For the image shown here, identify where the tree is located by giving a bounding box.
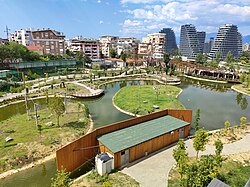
[77,102,82,119]
[215,51,222,64]
[120,51,127,63]
[196,54,203,64]
[193,129,209,160]
[194,108,200,131]
[84,104,90,118]
[240,116,247,125]
[173,139,189,183]
[224,120,231,134]
[110,48,117,58]
[82,56,91,67]
[48,95,65,127]
[225,51,234,64]
[163,53,170,74]
[51,168,72,187]
[214,139,223,165]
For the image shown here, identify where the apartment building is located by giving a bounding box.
[116,37,139,56]
[197,31,206,53]
[0,38,8,45]
[9,28,33,46]
[142,33,165,59]
[243,43,250,52]
[209,24,242,60]
[180,24,204,59]
[159,28,178,53]
[69,36,100,59]
[99,36,119,57]
[204,37,214,54]
[31,29,65,55]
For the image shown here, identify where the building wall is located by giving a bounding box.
[111,124,190,169]
[142,33,165,59]
[9,29,32,46]
[56,109,192,172]
[180,24,201,59]
[159,28,178,53]
[31,29,65,55]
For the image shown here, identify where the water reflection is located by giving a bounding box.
[181,77,232,92]
[236,93,248,110]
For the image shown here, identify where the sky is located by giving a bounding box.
[0,0,250,41]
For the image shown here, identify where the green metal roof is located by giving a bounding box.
[97,115,189,153]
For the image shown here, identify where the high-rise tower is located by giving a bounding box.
[209,24,242,60]
[180,24,202,59]
[197,31,206,53]
[159,28,178,53]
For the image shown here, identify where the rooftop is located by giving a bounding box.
[97,115,189,153]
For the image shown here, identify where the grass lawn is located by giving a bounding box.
[114,85,185,115]
[72,170,139,187]
[0,101,89,173]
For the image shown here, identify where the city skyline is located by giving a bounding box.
[0,0,250,40]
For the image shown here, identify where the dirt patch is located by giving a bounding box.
[208,123,250,145]
[224,151,250,166]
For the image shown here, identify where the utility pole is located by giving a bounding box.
[34,103,39,127]
[64,92,67,114]
[22,72,30,120]
[4,25,10,39]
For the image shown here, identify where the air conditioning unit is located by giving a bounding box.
[95,152,114,175]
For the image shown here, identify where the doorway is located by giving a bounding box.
[121,149,130,166]
[179,128,184,138]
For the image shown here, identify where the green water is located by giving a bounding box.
[0,78,250,187]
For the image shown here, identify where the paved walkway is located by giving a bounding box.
[122,133,250,187]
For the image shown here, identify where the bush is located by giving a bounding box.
[0,80,10,92]
[51,168,72,187]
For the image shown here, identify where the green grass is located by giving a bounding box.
[218,161,250,187]
[168,161,250,187]
[0,101,89,173]
[114,85,185,115]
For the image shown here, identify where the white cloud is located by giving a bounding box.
[99,20,104,24]
[97,0,101,3]
[121,0,158,4]
[124,19,142,27]
[120,0,250,39]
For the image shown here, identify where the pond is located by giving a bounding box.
[0,78,250,187]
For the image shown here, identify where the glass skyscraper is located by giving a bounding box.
[159,28,178,53]
[180,24,204,59]
[209,24,242,60]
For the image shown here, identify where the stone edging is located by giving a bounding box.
[183,74,228,84]
[231,85,250,97]
[112,89,140,117]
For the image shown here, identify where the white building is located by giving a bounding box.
[9,28,33,46]
[243,43,250,52]
[141,33,165,59]
[116,37,139,56]
[99,36,119,57]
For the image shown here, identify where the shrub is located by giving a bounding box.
[51,167,72,187]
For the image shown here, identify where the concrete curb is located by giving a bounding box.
[231,85,250,97]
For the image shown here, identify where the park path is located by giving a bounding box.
[122,133,250,187]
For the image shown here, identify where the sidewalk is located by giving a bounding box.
[122,133,250,187]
